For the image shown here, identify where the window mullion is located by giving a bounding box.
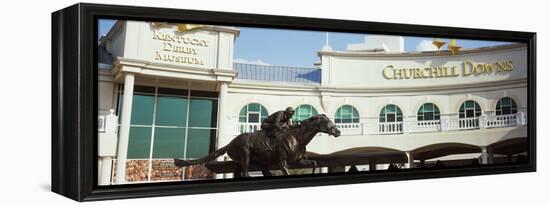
[183,84,191,160]
[146,87,159,182]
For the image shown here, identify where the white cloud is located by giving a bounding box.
[233,58,270,65]
[416,40,438,52]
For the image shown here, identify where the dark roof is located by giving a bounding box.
[234,63,321,84]
[331,147,402,155]
[411,143,481,160]
[488,137,527,155]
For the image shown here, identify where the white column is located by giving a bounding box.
[402,116,409,134]
[405,151,414,169]
[217,82,229,147]
[481,147,489,164]
[481,147,494,164]
[517,112,527,125]
[115,73,135,184]
[99,157,113,185]
[440,115,450,131]
[479,114,488,129]
[215,82,229,179]
[321,167,329,174]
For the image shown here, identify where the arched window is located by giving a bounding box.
[239,103,269,123]
[496,97,518,115]
[417,103,440,121]
[459,100,482,118]
[292,104,318,122]
[379,104,403,122]
[335,105,360,123]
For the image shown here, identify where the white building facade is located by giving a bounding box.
[97,21,528,185]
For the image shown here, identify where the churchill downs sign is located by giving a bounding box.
[382,60,514,80]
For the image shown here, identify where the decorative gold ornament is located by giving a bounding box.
[150,22,166,27]
[177,24,205,32]
[432,38,446,51]
[447,39,462,55]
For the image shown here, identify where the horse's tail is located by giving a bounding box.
[173,146,228,168]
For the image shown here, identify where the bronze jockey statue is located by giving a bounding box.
[261,107,295,138]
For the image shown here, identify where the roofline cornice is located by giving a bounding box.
[317,43,526,58]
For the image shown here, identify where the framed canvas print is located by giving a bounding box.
[52,3,536,201]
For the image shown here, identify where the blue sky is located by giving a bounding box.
[98,19,512,68]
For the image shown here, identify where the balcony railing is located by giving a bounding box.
[235,112,526,136]
[406,120,441,133]
[481,113,526,128]
[441,117,480,131]
[378,122,403,134]
[335,123,363,135]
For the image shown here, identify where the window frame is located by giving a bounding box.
[495,97,518,115]
[292,104,318,123]
[239,103,269,123]
[334,105,360,124]
[379,104,403,123]
[417,103,441,121]
[117,85,218,183]
[459,100,482,118]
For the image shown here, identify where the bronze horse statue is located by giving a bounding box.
[174,114,341,177]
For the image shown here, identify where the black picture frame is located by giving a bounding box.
[52,3,536,201]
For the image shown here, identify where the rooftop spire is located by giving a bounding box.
[321,32,333,51]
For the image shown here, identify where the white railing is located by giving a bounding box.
[335,123,363,135]
[234,112,526,135]
[405,120,441,133]
[442,117,479,131]
[378,122,403,134]
[481,112,526,128]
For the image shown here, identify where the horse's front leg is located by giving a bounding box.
[258,164,273,177]
[278,160,290,175]
[297,159,318,174]
[236,149,251,178]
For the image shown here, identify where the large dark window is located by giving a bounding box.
[335,105,360,123]
[417,103,440,121]
[379,104,403,123]
[459,100,482,118]
[292,104,318,123]
[496,97,518,115]
[239,103,269,123]
[119,86,218,161]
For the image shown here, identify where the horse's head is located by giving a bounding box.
[308,114,341,137]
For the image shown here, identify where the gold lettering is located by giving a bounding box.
[431,67,440,77]
[383,60,513,80]
[496,61,507,72]
[395,69,404,79]
[439,67,447,77]
[155,51,162,60]
[383,65,394,79]
[163,42,173,51]
[403,69,412,79]
[463,61,474,76]
[413,68,422,78]
[450,66,459,77]
[424,68,432,78]
[484,63,495,73]
[153,30,162,40]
